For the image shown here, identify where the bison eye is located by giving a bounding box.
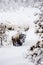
[19,34,26,39]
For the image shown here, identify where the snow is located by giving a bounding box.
[0,4,41,65]
[0,46,34,65]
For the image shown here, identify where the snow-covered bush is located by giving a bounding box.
[25,2,43,65]
[34,13,43,41]
[25,40,43,65]
[0,23,7,46]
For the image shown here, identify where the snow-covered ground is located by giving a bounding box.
[0,46,29,65]
[0,4,41,65]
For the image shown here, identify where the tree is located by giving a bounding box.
[0,23,6,46]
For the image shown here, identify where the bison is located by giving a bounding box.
[12,33,26,46]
